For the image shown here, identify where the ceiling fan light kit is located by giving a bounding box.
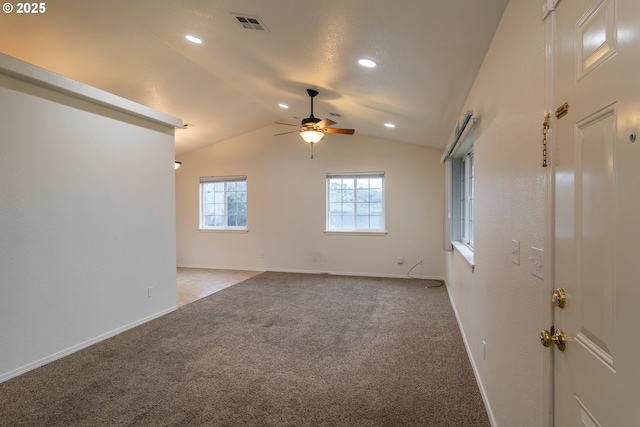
[275,89,355,158]
[300,130,324,144]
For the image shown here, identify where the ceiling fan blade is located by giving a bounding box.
[316,118,336,128]
[274,130,301,136]
[323,127,355,135]
[275,122,300,127]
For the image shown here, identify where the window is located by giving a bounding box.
[199,176,247,230]
[326,172,385,232]
[443,110,475,268]
[461,151,474,248]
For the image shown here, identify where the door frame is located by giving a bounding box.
[543,0,560,425]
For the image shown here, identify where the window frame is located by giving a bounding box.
[199,175,248,231]
[451,147,474,251]
[325,172,386,234]
[461,150,474,249]
[449,147,475,269]
[443,111,475,269]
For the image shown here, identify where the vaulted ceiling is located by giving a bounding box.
[0,0,508,155]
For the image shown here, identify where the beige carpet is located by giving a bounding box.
[0,272,490,426]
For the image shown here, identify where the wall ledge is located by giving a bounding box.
[452,241,475,271]
[0,53,182,129]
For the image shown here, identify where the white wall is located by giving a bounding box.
[176,125,444,279]
[444,2,552,426]
[0,55,180,381]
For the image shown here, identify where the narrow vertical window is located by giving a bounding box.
[443,111,475,267]
[199,176,247,230]
[461,151,474,248]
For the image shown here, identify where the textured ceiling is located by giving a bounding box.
[0,0,508,155]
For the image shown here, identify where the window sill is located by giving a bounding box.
[452,241,475,272]
[198,229,249,234]
[324,230,388,236]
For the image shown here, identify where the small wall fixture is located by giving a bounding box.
[174,161,182,169]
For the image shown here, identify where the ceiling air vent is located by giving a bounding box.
[233,14,268,31]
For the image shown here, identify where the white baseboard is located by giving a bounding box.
[444,280,497,427]
[177,264,445,282]
[0,306,178,384]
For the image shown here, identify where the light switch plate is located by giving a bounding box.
[530,247,544,279]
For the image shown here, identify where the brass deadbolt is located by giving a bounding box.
[552,288,566,308]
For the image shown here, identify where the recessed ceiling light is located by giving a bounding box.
[384,123,396,128]
[358,58,377,68]
[278,103,289,109]
[185,35,203,44]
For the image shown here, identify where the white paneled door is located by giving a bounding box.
[553,0,640,425]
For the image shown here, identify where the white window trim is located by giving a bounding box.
[325,172,386,234]
[198,229,249,234]
[452,241,475,271]
[324,231,388,236]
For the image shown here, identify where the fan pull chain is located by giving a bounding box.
[311,142,314,159]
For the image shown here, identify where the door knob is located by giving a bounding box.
[540,328,566,351]
[552,288,566,308]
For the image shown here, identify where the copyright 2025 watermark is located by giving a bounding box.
[3,3,47,14]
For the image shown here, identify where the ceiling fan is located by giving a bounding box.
[275,89,355,158]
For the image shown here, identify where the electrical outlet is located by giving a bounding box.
[397,256,404,265]
[147,287,153,298]
[482,340,486,360]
